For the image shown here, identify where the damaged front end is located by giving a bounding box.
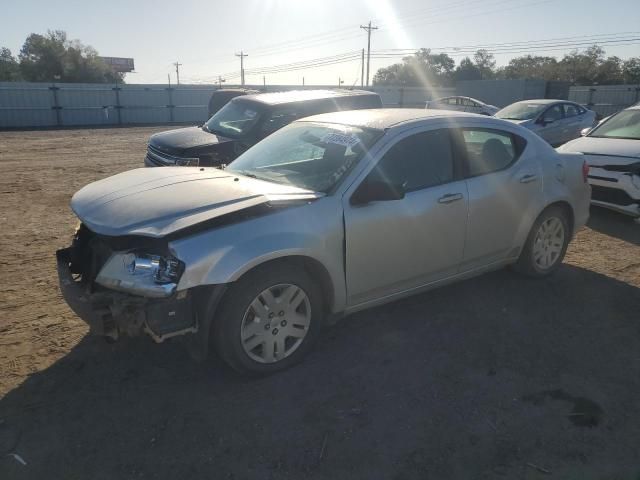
[56,224,197,343]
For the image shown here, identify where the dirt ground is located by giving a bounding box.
[0,127,639,479]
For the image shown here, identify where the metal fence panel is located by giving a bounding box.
[569,84,640,117]
[3,80,638,129]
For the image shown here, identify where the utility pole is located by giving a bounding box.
[302,76,305,86]
[173,61,182,85]
[360,21,378,87]
[338,76,344,88]
[167,73,171,87]
[218,76,226,88]
[361,48,365,88]
[263,75,266,88]
[235,51,248,86]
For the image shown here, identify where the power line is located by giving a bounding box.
[186,32,640,85]
[360,21,379,87]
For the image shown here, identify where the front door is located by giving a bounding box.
[343,128,468,307]
[535,104,565,145]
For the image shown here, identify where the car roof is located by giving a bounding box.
[298,108,487,130]
[510,99,573,106]
[240,89,378,105]
[213,88,259,95]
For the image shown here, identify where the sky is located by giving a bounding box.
[2,0,640,86]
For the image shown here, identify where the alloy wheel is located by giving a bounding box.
[532,216,565,270]
[240,283,311,364]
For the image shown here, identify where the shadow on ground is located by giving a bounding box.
[587,206,640,246]
[2,266,640,480]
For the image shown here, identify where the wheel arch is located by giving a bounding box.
[229,255,336,315]
[540,200,575,234]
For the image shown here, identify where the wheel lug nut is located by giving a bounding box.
[281,320,287,327]
[268,312,275,319]
[265,324,270,330]
[272,328,279,335]
[279,311,285,316]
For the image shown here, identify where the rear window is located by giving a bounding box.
[459,128,527,177]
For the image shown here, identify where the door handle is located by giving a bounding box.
[438,193,463,204]
[519,174,538,184]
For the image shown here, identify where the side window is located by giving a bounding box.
[260,107,302,136]
[369,129,454,191]
[460,129,526,177]
[564,103,579,118]
[461,98,475,107]
[448,98,459,106]
[542,104,563,122]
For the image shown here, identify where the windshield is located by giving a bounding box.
[204,99,262,138]
[226,122,381,193]
[496,102,547,120]
[589,110,640,140]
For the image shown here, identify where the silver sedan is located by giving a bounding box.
[496,99,597,146]
[57,109,591,375]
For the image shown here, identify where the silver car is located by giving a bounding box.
[426,96,499,116]
[57,109,591,375]
[558,103,640,218]
[496,100,597,147]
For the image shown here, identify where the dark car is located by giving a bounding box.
[145,89,383,167]
[208,88,260,117]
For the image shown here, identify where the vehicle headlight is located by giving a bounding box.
[123,252,183,284]
[95,251,184,298]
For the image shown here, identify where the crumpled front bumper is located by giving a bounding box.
[56,247,197,342]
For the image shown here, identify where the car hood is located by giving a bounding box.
[149,126,233,152]
[559,136,640,167]
[71,167,321,238]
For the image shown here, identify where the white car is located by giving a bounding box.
[426,96,499,116]
[558,104,640,218]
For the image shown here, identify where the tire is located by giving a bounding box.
[514,206,570,277]
[211,262,324,375]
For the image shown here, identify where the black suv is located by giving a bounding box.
[145,89,382,167]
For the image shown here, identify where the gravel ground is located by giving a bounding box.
[0,127,639,479]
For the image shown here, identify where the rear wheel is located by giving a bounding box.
[212,263,323,375]
[514,206,570,277]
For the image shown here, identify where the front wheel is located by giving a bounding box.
[514,206,570,277]
[212,262,323,375]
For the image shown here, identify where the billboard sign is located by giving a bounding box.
[99,57,135,73]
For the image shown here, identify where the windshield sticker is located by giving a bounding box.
[321,132,361,148]
[244,109,257,118]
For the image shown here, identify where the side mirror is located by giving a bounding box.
[351,178,405,205]
[580,127,591,136]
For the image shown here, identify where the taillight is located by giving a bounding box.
[582,161,589,183]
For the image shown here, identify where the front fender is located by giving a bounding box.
[169,198,347,312]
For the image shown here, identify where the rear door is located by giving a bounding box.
[456,127,543,270]
[343,128,468,307]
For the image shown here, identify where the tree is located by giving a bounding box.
[18,30,123,83]
[372,49,455,86]
[454,57,481,81]
[559,45,605,85]
[595,56,624,85]
[0,48,22,81]
[501,55,559,80]
[473,49,496,80]
[622,57,640,84]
